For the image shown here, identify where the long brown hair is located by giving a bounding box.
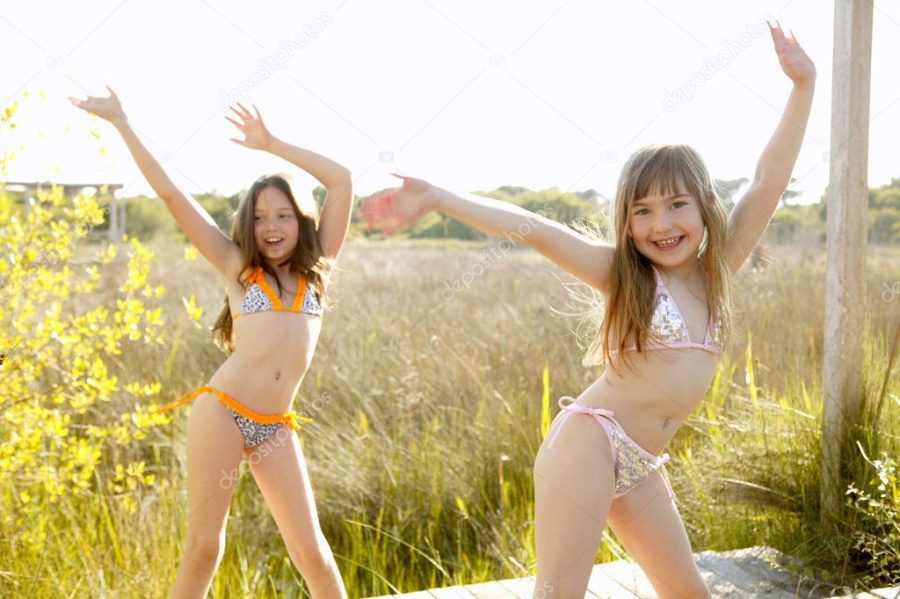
[585,145,733,372]
[212,174,331,353]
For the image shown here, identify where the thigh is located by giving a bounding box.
[246,428,325,549]
[183,393,246,542]
[533,413,616,594]
[607,472,708,598]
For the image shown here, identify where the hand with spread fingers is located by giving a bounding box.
[768,20,816,86]
[225,102,274,151]
[360,174,437,235]
[68,86,127,124]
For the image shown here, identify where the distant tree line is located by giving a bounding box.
[75,177,898,244]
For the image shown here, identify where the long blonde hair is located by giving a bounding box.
[585,145,733,371]
[212,174,331,353]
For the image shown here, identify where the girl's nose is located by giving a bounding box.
[652,213,673,232]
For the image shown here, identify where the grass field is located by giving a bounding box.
[1,239,897,597]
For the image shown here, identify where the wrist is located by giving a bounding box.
[791,77,816,92]
[110,114,129,130]
[259,133,281,154]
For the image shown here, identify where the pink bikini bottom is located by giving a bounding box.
[546,396,675,500]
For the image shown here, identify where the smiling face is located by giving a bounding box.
[627,183,706,268]
[614,145,720,273]
[253,185,300,264]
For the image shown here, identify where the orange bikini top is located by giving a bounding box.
[232,268,323,320]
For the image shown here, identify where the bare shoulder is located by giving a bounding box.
[591,242,616,294]
[219,253,248,291]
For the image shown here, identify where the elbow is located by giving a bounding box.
[159,189,187,205]
[748,176,786,199]
[325,168,352,195]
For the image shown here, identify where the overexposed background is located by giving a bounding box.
[2,0,897,203]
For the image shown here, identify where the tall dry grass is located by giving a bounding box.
[2,239,897,597]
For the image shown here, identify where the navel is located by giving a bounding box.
[662,416,672,429]
[274,371,281,381]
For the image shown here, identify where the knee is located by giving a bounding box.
[292,535,336,576]
[183,533,225,569]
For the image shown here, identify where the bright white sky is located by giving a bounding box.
[2,0,898,205]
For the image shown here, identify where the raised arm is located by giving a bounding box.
[361,176,614,292]
[226,104,353,261]
[726,23,816,273]
[70,87,241,277]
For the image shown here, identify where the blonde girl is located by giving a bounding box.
[361,23,814,598]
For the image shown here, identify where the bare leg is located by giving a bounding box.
[169,394,245,599]
[608,473,710,598]
[534,413,616,598]
[247,428,346,599]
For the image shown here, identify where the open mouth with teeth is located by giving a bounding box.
[652,236,684,250]
[263,236,284,247]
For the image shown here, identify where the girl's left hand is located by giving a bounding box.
[226,103,274,150]
[769,22,816,85]
[360,175,436,235]
[69,86,127,124]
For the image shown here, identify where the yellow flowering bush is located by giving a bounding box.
[0,102,170,552]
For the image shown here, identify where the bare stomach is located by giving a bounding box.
[206,313,322,414]
[574,350,719,454]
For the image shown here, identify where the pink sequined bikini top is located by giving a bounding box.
[613,264,725,355]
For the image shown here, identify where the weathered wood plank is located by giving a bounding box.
[494,576,536,598]
[589,560,655,599]
[695,548,798,598]
[427,586,477,598]
[363,548,898,598]
[367,592,436,599]
[462,581,519,599]
[585,568,640,598]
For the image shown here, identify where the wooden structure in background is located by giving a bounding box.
[821,0,873,517]
[1,180,125,241]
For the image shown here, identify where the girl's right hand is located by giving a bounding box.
[68,86,127,124]
[360,174,438,235]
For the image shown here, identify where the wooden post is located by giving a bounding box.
[821,0,873,518]
[118,194,126,240]
[108,194,119,242]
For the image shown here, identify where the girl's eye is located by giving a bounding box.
[253,216,261,221]
[634,208,649,216]
[672,201,686,209]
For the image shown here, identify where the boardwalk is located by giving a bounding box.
[367,547,899,599]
